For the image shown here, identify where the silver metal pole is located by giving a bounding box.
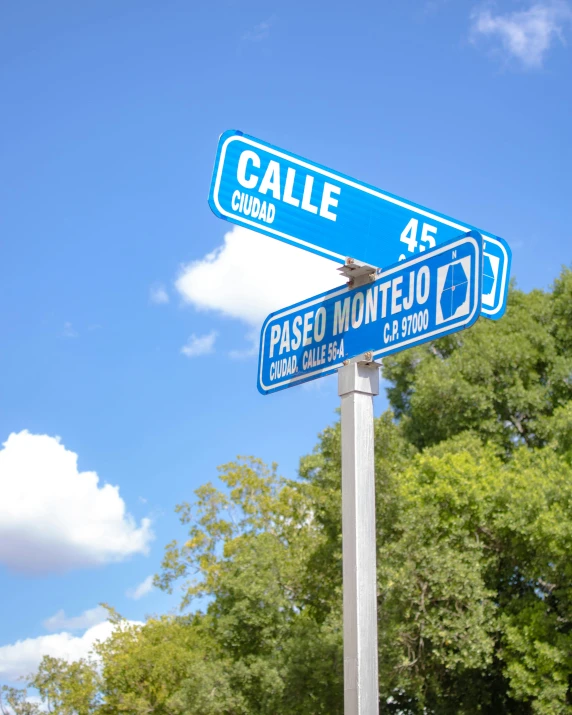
[338,361,380,715]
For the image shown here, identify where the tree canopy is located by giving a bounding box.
[7,268,572,714]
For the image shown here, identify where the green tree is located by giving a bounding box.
[382,272,572,454]
[153,423,572,713]
[29,656,100,715]
[17,268,572,714]
[96,613,242,715]
[157,457,345,714]
[0,686,41,715]
[154,274,572,712]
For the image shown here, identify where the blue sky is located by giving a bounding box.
[1,0,571,683]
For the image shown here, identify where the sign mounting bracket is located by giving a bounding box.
[337,257,380,289]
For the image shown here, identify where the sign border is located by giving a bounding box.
[209,130,510,319]
[257,232,483,394]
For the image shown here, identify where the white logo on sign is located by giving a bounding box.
[435,257,471,325]
[481,252,500,307]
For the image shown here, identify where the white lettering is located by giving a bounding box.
[291,315,302,350]
[314,307,327,342]
[302,311,314,346]
[269,325,281,358]
[416,266,430,304]
[269,355,298,381]
[301,175,319,214]
[231,190,240,211]
[333,297,350,335]
[378,281,391,318]
[259,161,281,200]
[400,218,418,254]
[279,320,291,355]
[319,183,340,221]
[251,197,261,218]
[231,192,276,224]
[237,150,260,189]
[391,277,403,315]
[402,272,415,310]
[283,167,300,207]
[365,287,378,324]
[420,223,437,252]
[351,292,365,329]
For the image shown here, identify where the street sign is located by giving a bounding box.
[209,130,510,320]
[257,232,482,394]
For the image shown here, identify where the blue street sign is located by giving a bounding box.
[209,130,511,320]
[257,232,483,394]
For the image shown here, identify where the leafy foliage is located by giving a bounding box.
[382,270,572,454]
[30,656,100,715]
[11,269,572,713]
[0,686,41,715]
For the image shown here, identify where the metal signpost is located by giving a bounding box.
[208,132,501,714]
[257,232,483,713]
[338,358,380,714]
[209,130,510,320]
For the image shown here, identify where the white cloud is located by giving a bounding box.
[0,431,153,574]
[242,18,272,42]
[62,322,78,338]
[24,695,46,711]
[181,331,217,358]
[227,328,259,360]
[149,285,169,305]
[126,574,154,600]
[0,621,112,682]
[470,1,572,68]
[302,373,337,392]
[43,606,108,632]
[175,226,344,328]
[0,619,142,683]
[228,345,258,359]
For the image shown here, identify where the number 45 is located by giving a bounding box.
[399,219,437,260]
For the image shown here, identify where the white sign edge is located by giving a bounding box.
[213,134,508,317]
[258,234,482,393]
